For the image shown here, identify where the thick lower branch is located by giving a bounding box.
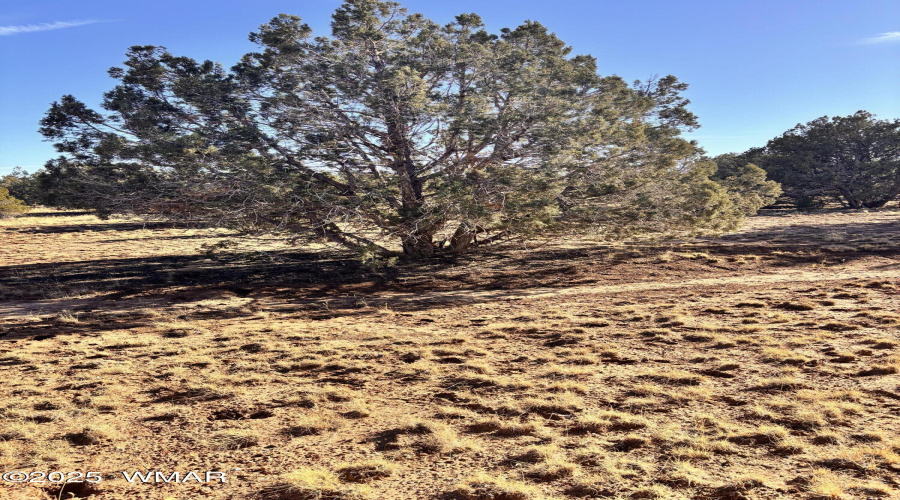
[305,210,390,254]
[474,230,509,246]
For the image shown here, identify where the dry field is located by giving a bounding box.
[1,208,899,500]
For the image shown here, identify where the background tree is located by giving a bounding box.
[751,112,900,209]
[38,0,757,258]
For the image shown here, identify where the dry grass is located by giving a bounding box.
[259,468,368,500]
[448,473,542,500]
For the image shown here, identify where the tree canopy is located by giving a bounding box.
[38,0,765,258]
[711,155,781,214]
[737,112,900,209]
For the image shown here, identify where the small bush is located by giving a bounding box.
[0,187,28,218]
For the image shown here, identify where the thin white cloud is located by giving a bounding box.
[0,20,103,36]
[861,32,900,44]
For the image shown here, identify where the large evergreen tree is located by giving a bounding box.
[751,112,900,209]
[39,0,752,258]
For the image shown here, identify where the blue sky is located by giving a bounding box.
[1,0,897,175]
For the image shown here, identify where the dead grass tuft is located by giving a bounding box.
[447,473,540,500]
[259,468,367,500]
[335,459,395,483]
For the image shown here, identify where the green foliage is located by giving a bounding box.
[0,187,29,218]
[1,168,40,206]
[712,155,782,215]
[751,111,900,209]
[36,0,755,257]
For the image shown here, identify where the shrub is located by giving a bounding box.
[0,187,28,218]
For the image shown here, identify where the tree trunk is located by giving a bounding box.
[837,188,863,209]
[401,232,436,258]
[845,198,862,209]
[448,221,476,254]
[863,198,892,208]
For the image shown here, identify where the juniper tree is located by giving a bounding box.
[39,0,752,258]
[750,112,900,209]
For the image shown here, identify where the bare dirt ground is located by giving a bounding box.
[1,208,899,500]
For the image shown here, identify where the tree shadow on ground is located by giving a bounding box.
[717,219,900,244]
[3,218,898,302]
[16,221,211,234]
[95,234,225,243]
[2,214,898,342]
[15,210,96,218]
